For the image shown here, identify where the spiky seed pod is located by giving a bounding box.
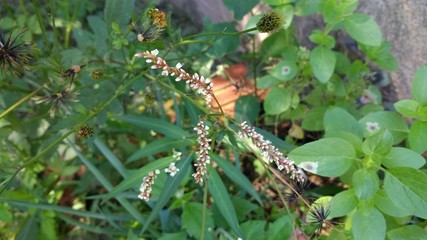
[0,26,32,75]
[256,11,285,33]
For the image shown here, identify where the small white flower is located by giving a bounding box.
[151,49,159,56]
[176,62,183,69]
[161,70,168,76]
[137,34,144,42]
[366,121,380,133]
[172,149,182,161]
[165,162,179,177]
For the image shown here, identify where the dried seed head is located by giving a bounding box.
[256,11,284,33]
[77,124,95,139]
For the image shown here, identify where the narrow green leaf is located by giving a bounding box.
[68,141,146,223]
[127,138,193,163]
[208,168,244,238]
[310,46,336,83]
[16,213,38,240]
[289,138,356,177]
[345,14,382,46]
[412,66,427,105]
[352,207,385,240]
[104,156,174,200]
[140,155,192,235]
[94,137,127,177]
[58,213,125,235]
[254,128,295,151]
[114,115,191,140]
[0,198,126,220]
[384,167,427,218]
[212,154,262,205]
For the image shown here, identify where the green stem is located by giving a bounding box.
[33,0,52,55]
[183,27,257,40]
[0,88,41,119]
[200,180,209,240]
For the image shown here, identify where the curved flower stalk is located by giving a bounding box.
[238,121,306,183]
[135,49,214,107]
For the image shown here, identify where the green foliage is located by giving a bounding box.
[0,0,425,239]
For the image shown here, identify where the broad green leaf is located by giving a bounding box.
[234,95,260,124]
[387,225,427,240]
[104,0,135,32]
[352,207,385,240]
[345,14,382,46]
[383,147,426,169]
[359,111,408,144]
[208,168,244,238]
[257,75,281,89]
[324,107,363,138]
[213,154,262,205]
[309,30,335,49]
[384,167,427,218]
[232,197,258,221]
[104,156,174,200]
[329,189,357,218]
[408,120,427,154]
[94,137,127,177]
[412,66,427,104]
[270,60,298,81]
[301,106,327,131]
[261,30,289,57]
[335,52,351,74]
[295,0,320,16]
[324,131,363,157]
[374,190,411,217]
[182,202,214,240]
[114,115,191,139]
[264,87,291,115]
[288,138,356,176]
[361,41,398,70]
[277,5,294,29]
[140,155,192,235]
[394,99,419,118]
[266,214,292,240]
[352,169,379,200]
[240,220,266,240]
[361,130,393,163]
[222,0,258,19]
[310,46,336,82]
[127,138,193,163]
